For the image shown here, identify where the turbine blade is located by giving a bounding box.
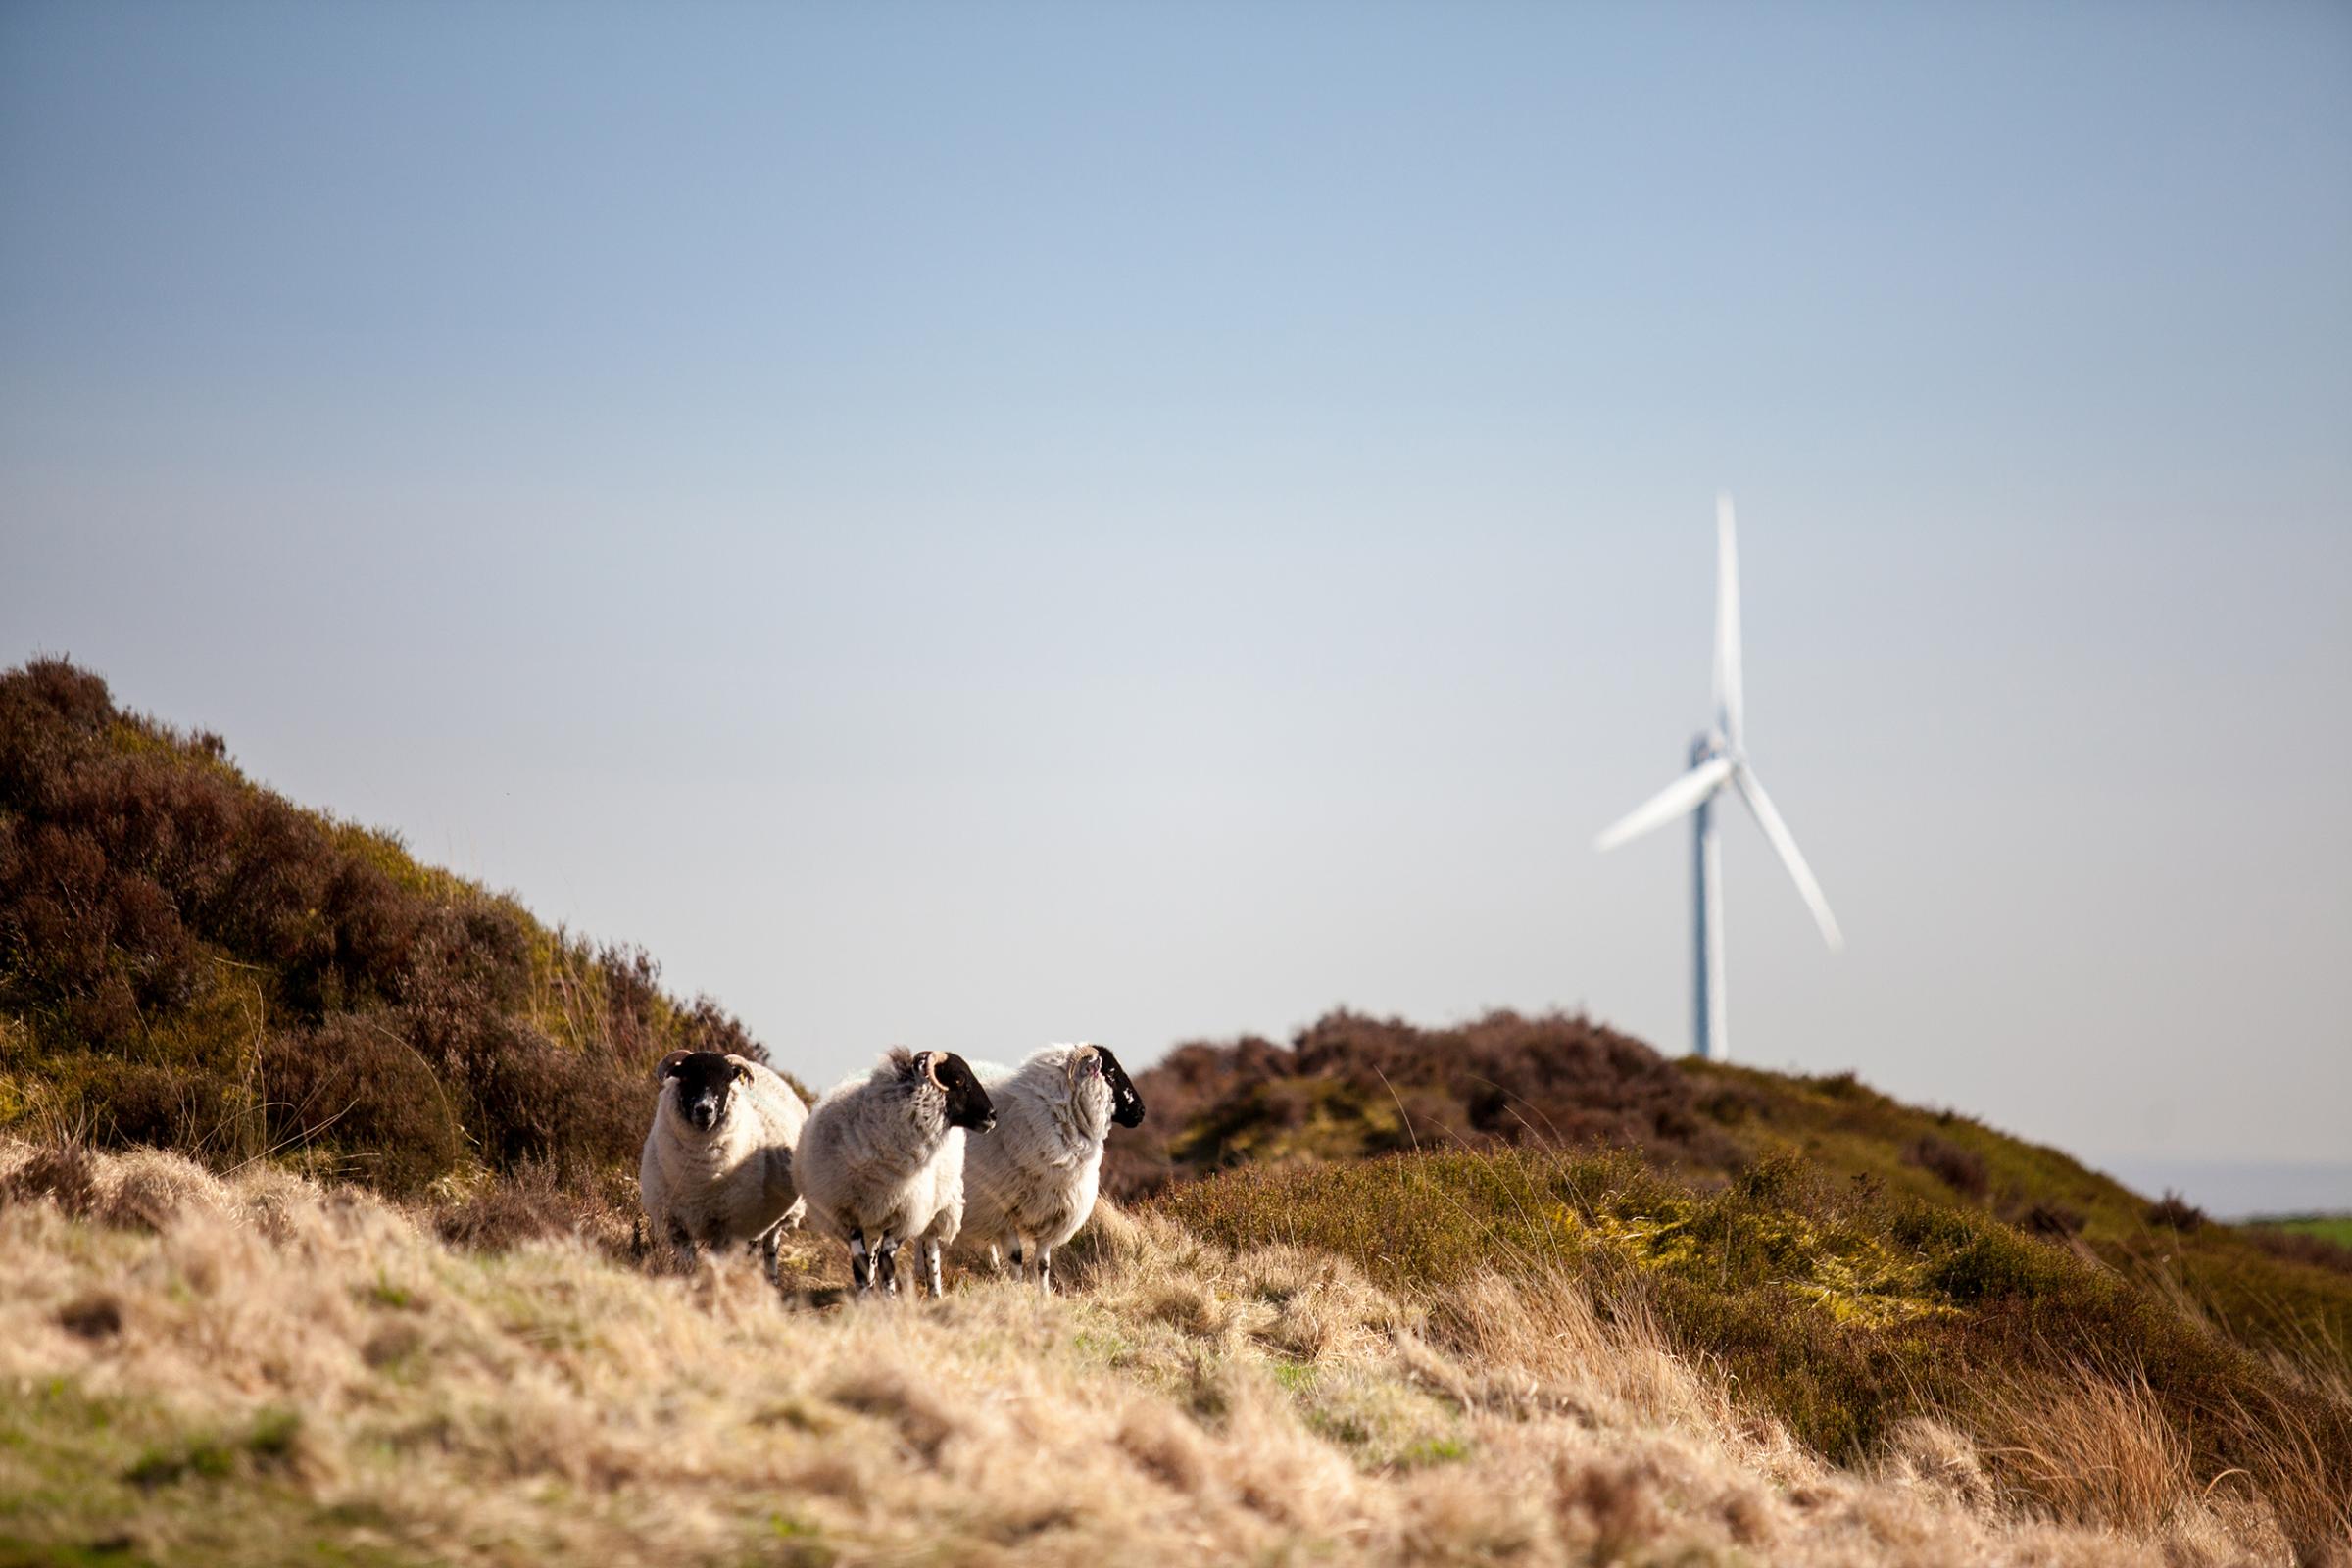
[1715,492,1744,747]
[1732,764,1843,950]
[1593,755,1736,852]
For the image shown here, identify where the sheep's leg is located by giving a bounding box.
[986,1242,1005,1275]
[874,1236,902,1296]
[1036,1243,1054,1296]
[781,1195,807,1231]
[760,1227,783,1290]
[922,1237,946,1298]
[849,1228,872,1293]
[668,1220,699,1275]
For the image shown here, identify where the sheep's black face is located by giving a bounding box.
[664,1052,745,1134]
[1094,1046,1146,1129]
[930,1053,996,1134]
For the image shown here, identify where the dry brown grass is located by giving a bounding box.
[1971,1364,2202,1532]
[0,1137,2329,1567]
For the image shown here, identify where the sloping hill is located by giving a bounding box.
[0,658,782,1200]
[1108,1010,2352,1379]
[1104,1018,2352,1551]
[1161,1148,2352,1552]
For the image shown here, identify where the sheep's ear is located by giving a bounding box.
[729,1056,753,1083]
[656,1050,693,1086]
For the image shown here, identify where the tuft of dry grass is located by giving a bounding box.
[1970,1364,2199,1532]
[3,1137,2327,1567]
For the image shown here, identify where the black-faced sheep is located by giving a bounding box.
[956,1043,1144,1294]
[794,1048,995,1296]
[639,1051,810,1282]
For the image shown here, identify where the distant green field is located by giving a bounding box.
[2253,1214,2352,1247]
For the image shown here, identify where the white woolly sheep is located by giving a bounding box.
[640,1050,810,1283]
[794,1048,995,1296]
[956,1042,1144,1294]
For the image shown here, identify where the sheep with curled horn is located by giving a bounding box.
[794,1048,995,1297]
[956,1043,1144,1294]
[639,1050,810,1283]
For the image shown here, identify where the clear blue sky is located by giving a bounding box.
[5,3,2347,1188]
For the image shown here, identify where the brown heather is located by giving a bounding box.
[0,659,780,1194]
[1104,1007,1735,1198]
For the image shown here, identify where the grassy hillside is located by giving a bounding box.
[0,1137,2322,1567]
[1159,1149,2351,1554]
[1110,1011,2352,1393]
[0,659,786,1200]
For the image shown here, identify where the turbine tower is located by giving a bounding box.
[1594,495,1841,1060]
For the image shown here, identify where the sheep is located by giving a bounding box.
[794,1048,995,1296]
[956,1043,1144,1294]
[639,1050,810,1283]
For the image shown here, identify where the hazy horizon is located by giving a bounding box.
[5,3,2347,1197]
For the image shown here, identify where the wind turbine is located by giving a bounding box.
[1593,494,1841,1060]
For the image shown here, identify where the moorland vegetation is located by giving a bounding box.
[3,658,2346,1564]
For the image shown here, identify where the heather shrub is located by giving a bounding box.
[0,823,203,1042]
[1904,1133,1990,1200]
[1106,1008,1734,1197]
[70,1057,231,1150]
[0,659,768,1194]
[465,1011,649,1171]
[2020,1201,2086,1239]
[429,1155,641,1258]
[261,1016,467,1194]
